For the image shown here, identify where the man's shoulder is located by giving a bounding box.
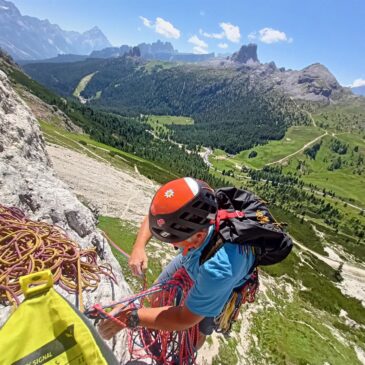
[201,242,254,279]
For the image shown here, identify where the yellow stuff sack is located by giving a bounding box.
[0,270,118,365]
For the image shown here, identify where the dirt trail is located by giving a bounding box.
[266,131,328,166]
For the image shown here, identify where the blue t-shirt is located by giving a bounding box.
[182,226,255,317]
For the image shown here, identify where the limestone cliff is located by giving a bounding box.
[0,69,130,362]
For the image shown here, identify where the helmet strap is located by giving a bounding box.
[182,242,197,256]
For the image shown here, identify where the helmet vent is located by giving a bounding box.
[171,223,194,234]
[192,201,202,208]
[201,203,209,211]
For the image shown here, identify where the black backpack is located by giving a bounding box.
[199,187,293,266]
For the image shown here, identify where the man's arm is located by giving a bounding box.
[98,304,203,340]
[129,215,152,276]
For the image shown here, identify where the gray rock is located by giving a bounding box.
[231,43,259,64]
[0,69,130,363]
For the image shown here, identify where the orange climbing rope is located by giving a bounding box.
[0,204,116,309]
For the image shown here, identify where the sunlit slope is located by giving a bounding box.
[40,121,179,184]
[283,133,365,206]
[208,126,324,170]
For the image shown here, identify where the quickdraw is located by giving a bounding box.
[215,267,259,334]
[0,205,116,310]
[85,267,199,365]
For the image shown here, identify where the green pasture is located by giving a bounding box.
[284,134,365,207]
[148,114,194,125]
[313,100,365,132]
[141,61,179,73]
[209,148,238,172]
[232,126,324,169]
[146,115,194,135]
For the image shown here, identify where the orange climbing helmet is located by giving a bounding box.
[149,177,218,243]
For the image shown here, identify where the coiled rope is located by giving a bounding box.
[0,204,116,310]
[85,267,199,365]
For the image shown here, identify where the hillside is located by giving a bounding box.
[2,51,365,364]
[24,55,313,153]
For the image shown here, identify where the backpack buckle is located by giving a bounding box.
[214,210,245,232]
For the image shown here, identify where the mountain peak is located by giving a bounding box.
[0,0,111,59]
[231,43,259,64]
[0,0,20,16]
[84,25,103,35]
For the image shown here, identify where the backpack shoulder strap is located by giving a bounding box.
[200,209,246,266]
[199,233,224,266]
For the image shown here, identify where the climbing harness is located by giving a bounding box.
[85,267,199,365]
[0,204,116,310]
[215,267,259,334]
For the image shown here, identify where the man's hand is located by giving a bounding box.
[98,305,130,340]
[129,247,148,277]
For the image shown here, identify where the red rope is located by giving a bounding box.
[129,268,198,365]
[101,231,131,260]
[86,268,199,365]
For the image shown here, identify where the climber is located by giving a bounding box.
[98,177,255,347]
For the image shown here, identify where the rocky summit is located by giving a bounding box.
[231,43,259,64]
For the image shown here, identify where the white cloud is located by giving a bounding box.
[351,78,365,88]
[139,16,181,39]
[139,16,153,28]
[193,46,209,54]
[219,22,241,43]
[189,35,208,48]
[200,22,241,43]
[218,43,228,49]
[248,32,257,41]
[199,28,224,39]
[258,27,292,44]
[188,35,208,54]
[155,17,181,39]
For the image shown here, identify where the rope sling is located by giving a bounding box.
[85,267,199,365]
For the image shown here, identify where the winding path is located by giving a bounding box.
[266,131,328,166]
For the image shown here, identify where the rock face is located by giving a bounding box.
[16,86,82,133]
[277,63,347,101]
[231,43,259,64]
[0,70,130,362]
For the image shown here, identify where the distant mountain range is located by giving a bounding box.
[0,0,111,59]
[16,40,215,65]
[0,0,214,63]
[89,41,214,62]
[351,85,365,96]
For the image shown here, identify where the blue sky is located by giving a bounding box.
[12,0,365,86]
